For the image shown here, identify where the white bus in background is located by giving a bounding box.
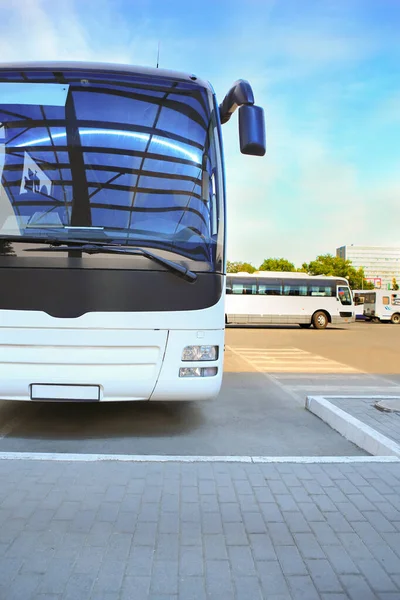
[226,272,354,329]
[0,62,265,403]
[362,290,400,324]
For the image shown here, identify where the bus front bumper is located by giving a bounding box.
[0,329,224,402]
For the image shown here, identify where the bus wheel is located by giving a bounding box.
[312,311,328,330]
[391,313,400,324]
[299,323,312,328]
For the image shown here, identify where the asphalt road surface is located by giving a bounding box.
[1,321,399,457]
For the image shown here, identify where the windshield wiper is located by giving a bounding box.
[22,241,197,283]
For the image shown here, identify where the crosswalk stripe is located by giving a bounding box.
[227,346,361,374]
[237,352,305,356]
[252,359,354,371]
[234,348,302,353]
[264,369,357,373]
[251,359,353,365]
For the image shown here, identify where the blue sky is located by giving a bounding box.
[0,0,399,267]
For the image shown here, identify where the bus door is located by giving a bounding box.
[353,292,365,319]
[337,286,352,306]
[363,292,376,318]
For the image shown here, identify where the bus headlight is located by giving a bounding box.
[181,345,218,361]
[179,367,218,377]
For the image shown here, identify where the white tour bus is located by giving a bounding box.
[362,290,400,324]
[0,62,265,402]
[225,272,354,329]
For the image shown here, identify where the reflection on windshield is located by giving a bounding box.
[0,70,223,268]
[16,129,201,163]
[0,239,14,255]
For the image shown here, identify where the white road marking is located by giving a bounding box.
[312,394,400,399]
[226,345,304,403]
[251,455,400,464]
[290,386,400,393]
[228,346,361,374]
[0,452,398,463]
[233,348,303,354]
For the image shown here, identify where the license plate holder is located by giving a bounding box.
[30,384,100,402]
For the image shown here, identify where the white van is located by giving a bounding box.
[363,290,400,324]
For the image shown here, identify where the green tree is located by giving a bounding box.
[226,261,256,273]
[302,253,373,289]
[392,278,399,291]
[258,257,296,272]
[352,268,374,290]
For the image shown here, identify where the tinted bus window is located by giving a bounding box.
[226,278,232,294]
[232,279,257,295]
[257,279,282,295]
[309,285,334,297]
[282,284,308,296]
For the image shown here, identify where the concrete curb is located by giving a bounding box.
[0,451,398,463]
[306,395,400,457]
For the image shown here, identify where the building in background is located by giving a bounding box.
[336,245,400,289]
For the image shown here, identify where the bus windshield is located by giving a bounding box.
[0,69,223,269]
[338,286,352,305]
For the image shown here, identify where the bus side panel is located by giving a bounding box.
[363,292,395,321]
[225,295,339,325]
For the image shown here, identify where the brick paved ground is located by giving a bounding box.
[330,398,400,445]
[0,459,399,599]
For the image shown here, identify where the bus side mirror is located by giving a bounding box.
[239,105,266,156]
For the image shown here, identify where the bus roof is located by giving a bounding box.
[0,61,214,93]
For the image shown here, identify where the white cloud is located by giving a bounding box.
[0,0,93,62]
[0,0,165,65]
[223,96,400,268]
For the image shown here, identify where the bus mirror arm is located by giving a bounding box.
[219,80,254,124]
[219,80,266,156]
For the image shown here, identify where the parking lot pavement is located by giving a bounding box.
[2,323,400,458]
[226,321,400,376]
[1,323,400,598]
[226,324,400,417]
[0,457,399,600]
[0,368,366,457]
